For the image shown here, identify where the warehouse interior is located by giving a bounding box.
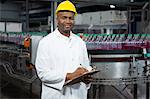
[0,0,150,99]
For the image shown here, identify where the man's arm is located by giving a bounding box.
[35,40,66,90]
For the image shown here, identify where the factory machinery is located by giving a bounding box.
[79,33,150,99]
[0,31,46,97]
[0,31,150,99]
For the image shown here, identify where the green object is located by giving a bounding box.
[145,53,150,57]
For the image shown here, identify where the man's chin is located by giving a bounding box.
[64,29,71,33]
[64,31,70,34]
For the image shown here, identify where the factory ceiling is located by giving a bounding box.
[1,0,149,23]
[2,0,147,13]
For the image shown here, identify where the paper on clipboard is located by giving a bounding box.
[64,70,100,86]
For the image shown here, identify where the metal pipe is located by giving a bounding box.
[141,2,149,33]
[146,82,149,99]
[142,2,149,10]
[127,7,131,33]
[51,1,57,32]
[133,84,137,99]
[144,57,150,99]
[26,0,29,33]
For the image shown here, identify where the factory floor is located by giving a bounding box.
[1,82,150,99]
[0,84,125,99]
[0,83,40,99]
[0,83,124,99]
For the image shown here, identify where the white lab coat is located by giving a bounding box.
[35,28,92,99]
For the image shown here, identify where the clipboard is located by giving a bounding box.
[64,70,100,86]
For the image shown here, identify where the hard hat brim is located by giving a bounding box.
[56,10,77,16]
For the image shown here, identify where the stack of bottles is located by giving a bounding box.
[0,32,26,45]
[0,32,47,46]
[77,33,150,50]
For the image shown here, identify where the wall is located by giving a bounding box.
[75,10,127,25]
[145,21,150,33]
[74,10,127,34]
[0,2,21,22]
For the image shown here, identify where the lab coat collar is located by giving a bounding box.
[54,28,73,41]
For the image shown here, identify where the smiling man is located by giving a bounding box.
[56,11,74,37]
[35,0,92,99]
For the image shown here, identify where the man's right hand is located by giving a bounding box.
[66,67,88,81]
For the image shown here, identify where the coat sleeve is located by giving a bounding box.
[80,41,92,89]
[81,41,92,71]
[35,39,66,90]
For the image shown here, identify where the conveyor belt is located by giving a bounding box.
[92,76,150,85]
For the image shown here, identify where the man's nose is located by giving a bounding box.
[66,18,71,23]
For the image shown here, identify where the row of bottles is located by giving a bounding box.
[0,32,47,46]
[0,32,30,45]
[78,33,150,50]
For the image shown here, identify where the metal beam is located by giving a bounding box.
[26,0,29,33]
[50,1,57,32]
[21,8,49,15]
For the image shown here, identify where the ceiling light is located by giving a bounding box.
[130,0,134,2]
[110,5,115,8]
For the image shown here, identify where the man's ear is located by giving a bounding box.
[56,17,58,25]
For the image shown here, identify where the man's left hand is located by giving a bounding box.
[81,75,94,84]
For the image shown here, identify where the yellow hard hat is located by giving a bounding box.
[56,0,77,15]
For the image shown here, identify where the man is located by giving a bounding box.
[35,0,92,99]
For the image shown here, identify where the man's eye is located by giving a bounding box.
[69,17,74,20]
[62,16,67,19]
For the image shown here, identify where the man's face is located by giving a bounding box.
[56,11,75,34]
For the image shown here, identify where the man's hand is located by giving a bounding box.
[66,67,88,81]
[81,75,94,84]
[74,67,88,76]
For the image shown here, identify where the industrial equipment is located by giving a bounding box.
[79,33,150,99]
[1,31,150,99]
[0,31,47,97]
